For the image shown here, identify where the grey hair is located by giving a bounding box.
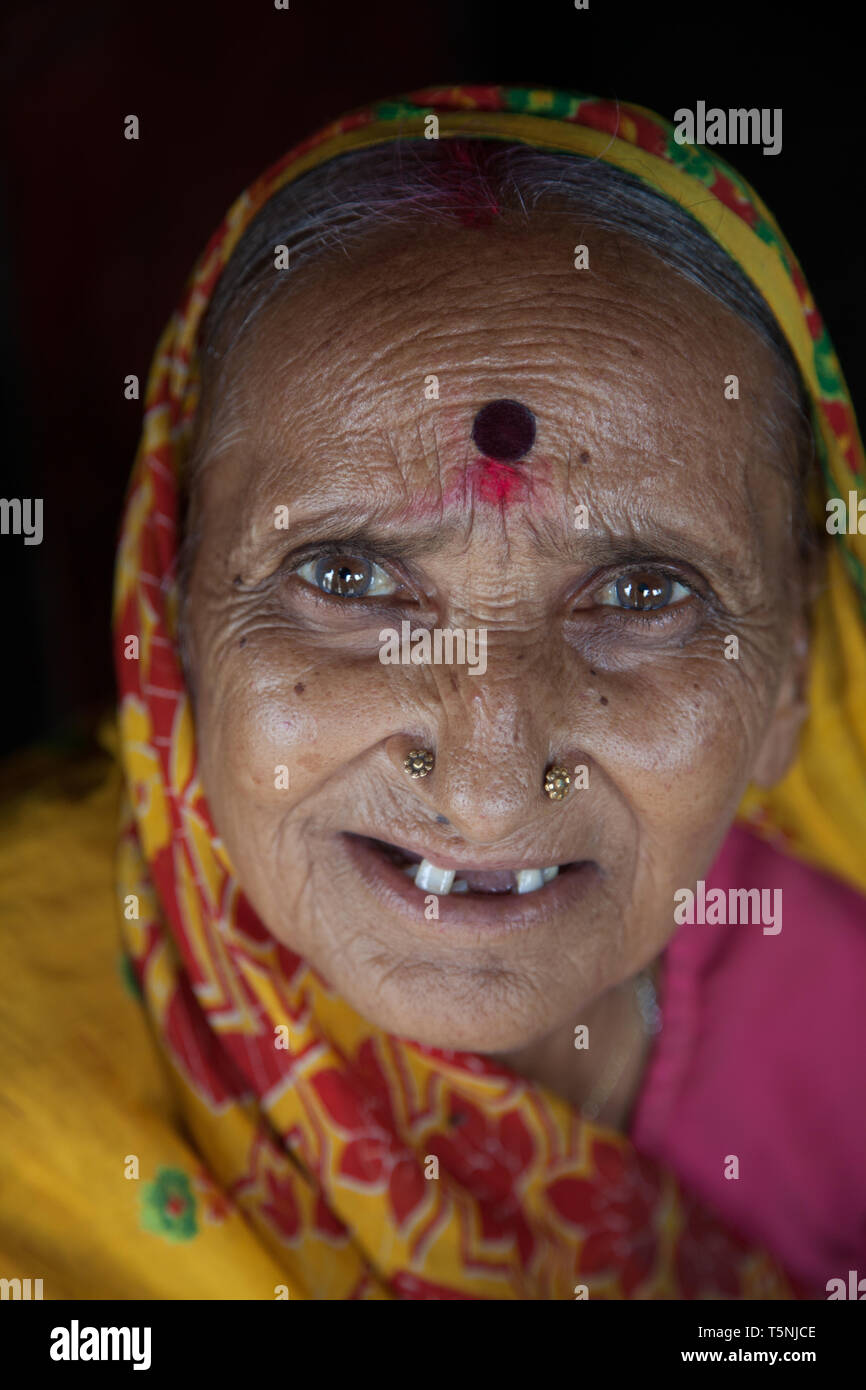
[184,137,820,574]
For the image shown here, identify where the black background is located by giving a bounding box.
[1,0,861,757]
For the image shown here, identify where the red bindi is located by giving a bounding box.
[473,458,526,504]
[471,399,536,462]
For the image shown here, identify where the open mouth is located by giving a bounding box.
[357,836,577,897]
[342,833,599,937]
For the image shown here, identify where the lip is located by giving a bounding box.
[342,832,600,940]
[345,836,570,874]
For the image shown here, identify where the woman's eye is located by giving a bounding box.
[295,553,398,598]
[595,569,693,611]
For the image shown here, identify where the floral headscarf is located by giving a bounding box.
[113,86,864,1299]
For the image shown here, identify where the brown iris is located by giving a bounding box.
[615,571,675,611]
[314,555,373,597]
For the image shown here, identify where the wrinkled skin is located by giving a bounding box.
[183,216,812,1126]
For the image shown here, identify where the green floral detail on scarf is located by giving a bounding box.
[518,88,582,119]
[374,100,428,123]
[813,330,845,396]
[140,1167,198,1242]
[665,139,717,183]
[667,139,775,226]
[750,217,783,254]
[118,951,143,1000]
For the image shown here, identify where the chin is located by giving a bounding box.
[324,954,578,1054]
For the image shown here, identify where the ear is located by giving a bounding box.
[750,593,814,791]
[751,679,807,789]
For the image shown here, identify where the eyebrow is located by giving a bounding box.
[267,499,755,595]
[263,505,467,559]
[534,519,753,591]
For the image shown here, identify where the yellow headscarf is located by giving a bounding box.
[111,86,864,1299]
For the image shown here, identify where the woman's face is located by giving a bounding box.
[185,216,809,1051]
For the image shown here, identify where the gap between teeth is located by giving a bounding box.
[406,860,559,895]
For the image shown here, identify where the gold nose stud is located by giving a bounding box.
[544,765,571,801]
[404,749,435,779]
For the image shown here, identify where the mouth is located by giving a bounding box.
[342,833,598,937]
[364,837,569,896]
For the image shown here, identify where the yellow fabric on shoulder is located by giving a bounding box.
[0,741,289,1300]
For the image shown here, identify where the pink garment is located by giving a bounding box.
[630,823,866,1297]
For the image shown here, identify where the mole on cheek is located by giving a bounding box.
[600,695,609,706]
[294,683,305,695]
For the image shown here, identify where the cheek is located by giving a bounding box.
[589,645,780,859]
[192,633,387,826]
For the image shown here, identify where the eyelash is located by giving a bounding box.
[290,550,700,615]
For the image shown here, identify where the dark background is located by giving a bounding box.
[1,0,862,758]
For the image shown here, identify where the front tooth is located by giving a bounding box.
[516,868,544,895]
[414,859,456,894]
[542,866,559,883]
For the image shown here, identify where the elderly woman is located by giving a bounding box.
[1,85,864,1302]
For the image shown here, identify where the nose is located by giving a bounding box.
[392,658,567,846]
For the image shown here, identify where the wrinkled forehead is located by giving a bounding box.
[190,215,798,527]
